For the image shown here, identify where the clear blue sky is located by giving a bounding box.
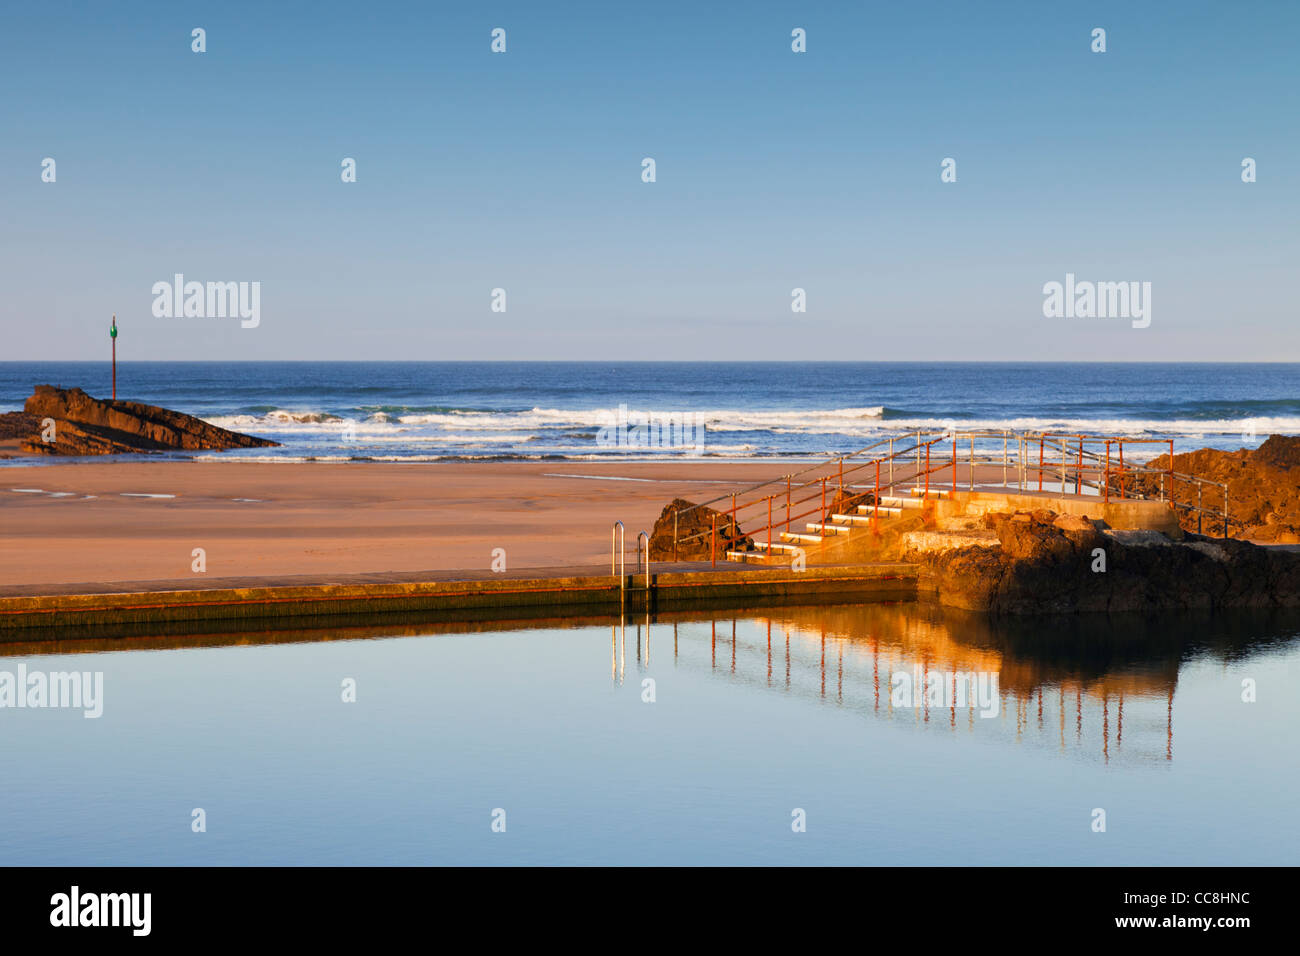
[1,0,1295,361]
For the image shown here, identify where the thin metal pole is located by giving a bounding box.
[710,514,716,568]
[1104,442,1110,504]
[1168,440,1175,504]
[785,476,791,535]
[1060,439,1066,501]
[641,532,651,591]
[874,459,880,532]
[1118,444,1125,498]
[612,521,625,600]
[730,493,737,552]
[924,442,931,499]
[951,437,957,494]
[1038,438,1044,492]
[110,314,117,401]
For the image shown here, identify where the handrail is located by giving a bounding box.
[1034,434,1234,535]
[637,530,651,590]
[689,436,953,556]
[686,430,1242,558]
[611,521,624,584]
[1052,435,1235,538]
[673,434,905,517]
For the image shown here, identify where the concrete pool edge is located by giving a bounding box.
[0,564,921,635]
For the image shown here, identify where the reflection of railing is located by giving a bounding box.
[669,430,1238,562]
[632,613,1178,763]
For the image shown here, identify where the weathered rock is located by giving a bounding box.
[648,498,752,560]
[907,507,1300,614]
[900,530,999,554]
[20,385,278,455]
[826,488,874,517]
[0,411,42,442]
[1132,435,1300,542]
[1252,435,1300,470]
[1052,513,1096,533]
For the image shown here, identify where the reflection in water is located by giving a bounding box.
[6,599,1296,771]
[2,599,1297,865]
[610,603,1300,766]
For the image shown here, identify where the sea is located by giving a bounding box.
[4,602,1298,865]
[1,361,1296,463]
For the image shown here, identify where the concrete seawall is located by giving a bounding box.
[0,563,919,636]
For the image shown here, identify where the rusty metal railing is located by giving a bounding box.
[1033,434,1237,538]
[674,435,956,565]
[669,430,1240,562]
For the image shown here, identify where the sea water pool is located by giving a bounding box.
[2,602,1297,866]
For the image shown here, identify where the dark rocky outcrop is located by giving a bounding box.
[1130,435,1300,543]
[0,411,42,442]
[906,509,1300,614]
[826,488,875,517]
[17,385,278,456]
[648,497,753,560]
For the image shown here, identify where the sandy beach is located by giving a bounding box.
[0,459,803,589]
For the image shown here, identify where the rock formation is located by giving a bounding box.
[1129,435,1300,543]
[648,497,753,560]
[904,509,1300,614]
[16,385,278,456]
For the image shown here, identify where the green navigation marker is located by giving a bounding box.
[110,314,117,399]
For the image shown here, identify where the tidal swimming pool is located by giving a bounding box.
[3,602,1297,865]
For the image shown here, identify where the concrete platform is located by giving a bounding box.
[0,562,920,635]
[944,490,1183,536]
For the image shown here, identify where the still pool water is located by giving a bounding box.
[2,603,1297,865]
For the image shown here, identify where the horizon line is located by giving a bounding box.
[4,359,1300,366]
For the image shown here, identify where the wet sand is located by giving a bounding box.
[0,452,1142,592]
[0,459,808,589]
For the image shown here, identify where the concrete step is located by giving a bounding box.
[831,513,877,526]
[877,496,923,509]
[780,532,823,545]
[725,550,767,563]
[909,488,949,498]
[752,540,802,553]
[806,522,850,535]
[856,505,903,516]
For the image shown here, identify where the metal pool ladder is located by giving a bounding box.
[611,521,625,595]
[611,522,652,596]
[636,530,651,590]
